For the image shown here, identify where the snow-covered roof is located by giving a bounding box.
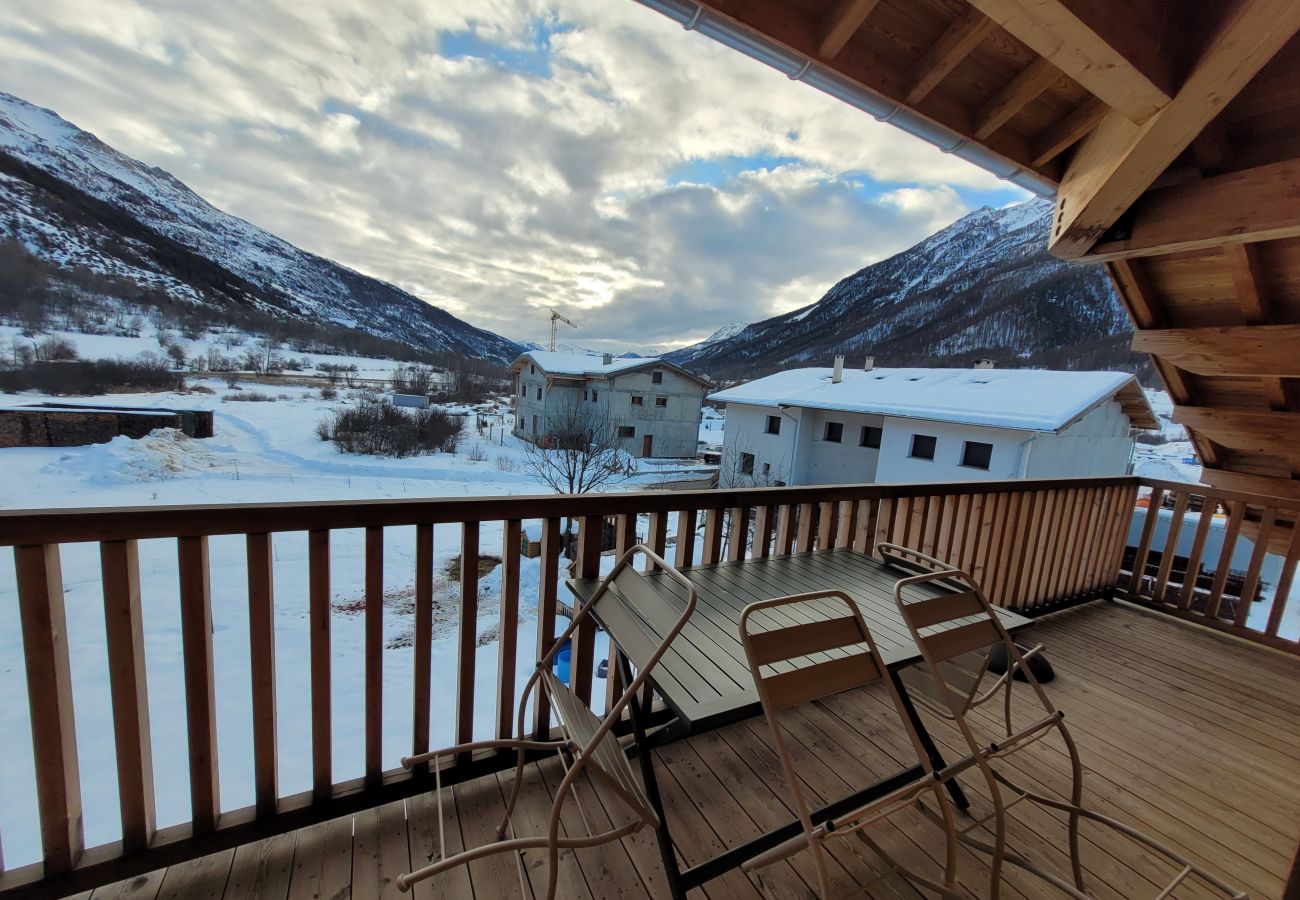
[708,367,1158,433]
[512,351,712,386]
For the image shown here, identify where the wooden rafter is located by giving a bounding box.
[1132,324,1300,377]
[1049,0,1300,260]
[964,0,1174,122]
[1172,407,1300,459]
[1202,468,1300,500]
[1226,243,1268,324]
[818,0,882,60]
[1082,158,1300,261]
[1031,97,1106,166]
[905,6,995,105]
[975,57,1060,139]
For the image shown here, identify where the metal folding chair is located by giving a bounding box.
[398,544,698,898]
[880,542,1248,900]
[738,590,963,899]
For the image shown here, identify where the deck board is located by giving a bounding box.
[87,603,1300,899]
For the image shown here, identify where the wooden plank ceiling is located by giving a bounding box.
[640,0,1300,504]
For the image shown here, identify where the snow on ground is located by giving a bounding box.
[0,377,711,867]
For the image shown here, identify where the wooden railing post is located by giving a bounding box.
[100,539,155,851]
[308,529,332,803]
[177,535,219,834]
[245,533,277,818]
[412,524,434,772]
[572,516,602,705]
[15,544,82,874]
[456,522,481,751]
[533,518,562,739]
[498,520,523,739]
[364,527,384,786]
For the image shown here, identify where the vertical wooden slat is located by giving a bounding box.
[245,533,277,817]
[646,510,669,568]
[816,501,836,550]
[725,507,745,562]
[1152,491,1189,603]
[100,539,154,851]
[990,492,1022,606]
[1205,501,1246,620]
[457,522,481,747]
[854,499,878,555]
[364,527,383,786]
[1047,489,1081,602]
[775,505,796,555]
[1266,510,1300,637]
[605,515,636,713]
[752,505,774,559]
[1129,487,1166,594]
[1178,495,1215,609]
[702,509,725,564]
[921,495,942,559]
[1015,491,1048,608]
[975,493,1002,599]
[412,524,434,770]
[499,520,522,739]
[533,518,562,739]
[1076,487,1107,595]
[308,529,331,801]
[1234,507,1276,629]
[572,516,602,705]
[795,503,815,553]
[177,535,218,834]
[16,544,82,873]
[1107,483,1141,589]
[834,500,857,549]
[674,509,696,568]
[970,494,993,582]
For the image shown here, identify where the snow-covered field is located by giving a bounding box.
[0,371,712,868]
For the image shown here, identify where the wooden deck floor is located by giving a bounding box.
[76,602,1300,900]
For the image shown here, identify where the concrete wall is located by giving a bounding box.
[875,417,1028,483]
[1024,401,1134,478]
[513,363,706,458]
[717,403,799,486]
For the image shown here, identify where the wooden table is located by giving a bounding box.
[567,547,1032,898]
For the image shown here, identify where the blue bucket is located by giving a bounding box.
[553,644,572,685]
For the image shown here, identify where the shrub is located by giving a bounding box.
[224,372,241,389]
[323,402,462,457]
[320,387,338,400]
[34,335,78,361]
[494,454,517,472]
[463,441,488,462]
[0,357,183,394]
[223,390,277,402]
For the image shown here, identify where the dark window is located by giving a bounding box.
[535,387,541,400]
[591,390,598,402]
[520,383,526,396]
[655,397,668,408]
[584,390,589,400]
[824,421,843,443]
[532,415,539,433]
[762,462,771,475]
[617,425,635,438]
[652,371,663,384]
[909,434,937,460]
[530,364,535,374]
[740,452,755,475]
[764,415,781,435]
[962,440,993,470]
[631,395,644,406]
[860,425,882,449]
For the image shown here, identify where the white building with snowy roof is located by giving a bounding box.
[708,357,1158,488]
[511,351,712,458]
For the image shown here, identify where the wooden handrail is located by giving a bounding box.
[5,471,1296,900]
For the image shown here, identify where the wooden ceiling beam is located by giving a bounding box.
[964,0,1174,123]
[1132,324,1300,377]
[974,57,1060,139]
[1081,158,1300,262]
[1048,0,1300,260]
[905,7,995,105]
[1201,469,1300,501]
[1172,407,1300,457]
[1030,97,1106,167]
[818,0,882,60]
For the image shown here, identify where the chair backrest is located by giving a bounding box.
[539,544,697,825]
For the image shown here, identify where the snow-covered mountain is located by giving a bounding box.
[667,200,1141,380]
[0,93,520,362]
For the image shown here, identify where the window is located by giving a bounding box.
[655,397,668,408]
[764,415,781,435]
[591,390,598,402]
[860,425,882,449]
[617,425,635,438]
[535,387,542,400]
[584,390,589,401]
[631,395,644,406]
[824,421,843,443]
[962,440,993,470]
[740,452,755,476]
[762,462,771,476]
[652,371,663,385]
[519,383,526,397]
[909,434,937,460]
[532,415,539,434]
[530,364,535,374]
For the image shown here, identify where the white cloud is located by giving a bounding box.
[0,0,1027,351]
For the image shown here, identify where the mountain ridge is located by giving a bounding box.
[0,92,521,362]
[666,200,1145,381]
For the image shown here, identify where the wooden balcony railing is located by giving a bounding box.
[0,472,1291,898]
[1121,478,1300,654]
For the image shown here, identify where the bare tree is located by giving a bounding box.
[518,396,632,547]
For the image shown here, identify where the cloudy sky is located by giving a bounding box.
[1,0,1027,352]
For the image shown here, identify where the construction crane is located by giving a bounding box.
[548,308,578,351]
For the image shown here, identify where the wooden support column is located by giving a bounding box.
[177,536,219,834]
[498,520,522,740]
[245,533,277,817]
[456,522,480,749]
[411,524,434,771]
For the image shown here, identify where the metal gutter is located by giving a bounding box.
[636,0,1057,198]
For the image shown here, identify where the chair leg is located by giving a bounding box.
[496,747,529,840]
[1060,725,1087,891]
